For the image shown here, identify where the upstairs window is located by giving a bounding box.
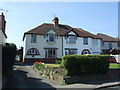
[27,48,39,55]
[109,43,112,49]
[67,35,76,43]
[102,42,104,47]
[47,34,55,42]
[118,42,120,47]
[83,37,88,45]
[31,35,37,43]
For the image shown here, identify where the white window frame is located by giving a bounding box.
[67,35,76,43]
[109,43,112,49]
[83,37,88,45]
[65,49,77,55]
[31,34,37,43]
[102,42,104,47]
[27,48,39,55]
[47,34,55,42]
[45,49,57,58]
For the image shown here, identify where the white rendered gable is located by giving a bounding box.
[47,30,56,34]
[67,31,76,35]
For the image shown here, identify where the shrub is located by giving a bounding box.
[2,43,17,75]
[34,62,58,78]
[55,59,62,64]
[61,55,110,76]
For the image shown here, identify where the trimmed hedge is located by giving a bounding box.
[2,43,17,75]
[61,55,111,76]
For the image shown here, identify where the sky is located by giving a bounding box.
[0,2,118,48]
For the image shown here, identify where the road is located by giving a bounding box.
[5,62,120,89]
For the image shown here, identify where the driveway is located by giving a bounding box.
[5,62,120,89]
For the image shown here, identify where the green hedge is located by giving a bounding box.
[2,43,17,75]
[61,55,110,76]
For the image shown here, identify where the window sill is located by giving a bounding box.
[66,42,76,43]
[31,42,37,43]
[46,41,56,43]
[83,44,88,45]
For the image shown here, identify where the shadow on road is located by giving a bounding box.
[3,63,56,89]
[14,62,34,66]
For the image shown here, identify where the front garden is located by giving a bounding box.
[33,55,120,85]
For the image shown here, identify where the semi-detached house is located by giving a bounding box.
[23,17,102,63]
[97,33,120,54]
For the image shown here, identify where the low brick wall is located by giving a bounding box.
[24,58,61,63]
[64,69,120,84]
[47,69,120,84]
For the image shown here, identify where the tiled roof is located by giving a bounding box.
[97,33,119,42]
[23,23,101,40]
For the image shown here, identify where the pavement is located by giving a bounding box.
[4,62,120,89]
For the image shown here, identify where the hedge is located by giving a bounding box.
[61,55,111,76]
[2,43,17,76]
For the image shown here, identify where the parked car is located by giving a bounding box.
[109,56,117,63]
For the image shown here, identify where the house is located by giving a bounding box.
[16,47,23,62]
[97,33,120,54]
[23,17,102,63]
[0,13,7,44]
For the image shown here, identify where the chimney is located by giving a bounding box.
[1,13,6,32]
[52,17,59,25]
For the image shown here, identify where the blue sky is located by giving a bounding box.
[0,2,118,48]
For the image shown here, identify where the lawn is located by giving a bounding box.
[44,63,120,69]
[109,63,120,69]
[44,64,60,68]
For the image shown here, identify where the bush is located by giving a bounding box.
[2,43,17,75]
[61,55,110,76]
[55,59,62,64]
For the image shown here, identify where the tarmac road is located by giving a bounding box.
[5,62,120,90]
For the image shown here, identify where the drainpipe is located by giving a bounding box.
[62,36,63,56]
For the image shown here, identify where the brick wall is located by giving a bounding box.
[23,58,61,63]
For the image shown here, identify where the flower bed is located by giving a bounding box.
[33,61,67,84]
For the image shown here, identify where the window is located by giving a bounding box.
[67,35,76,43]
[102,42,104,47]
[118,42,120,47]
[83,37,88,45]
[92,39,98,46]
[83,51,89,54]
[47,34,55,42]
[45,49,57,58]
[81,49,91,55]
[65,49,77,55]
[31,35,37,43]
[27,48,39,55]
[109,43,112,49]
